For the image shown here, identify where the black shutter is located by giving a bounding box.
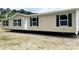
[13,20,16,26]
[56,15,59,27]
[2,21,5,26]
[68,14,72,27]
[30,18,32,26]
[37,17,39,26]
[19,19,21,26]
[6,21,9,26]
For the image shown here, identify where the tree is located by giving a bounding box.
[19,9,26,14]
[11,9,36,15]
[26,11,34,15]
[1,10,7,14]
[0,8,4,14]
[1,8,11,14]
[16,10,20,13]
[18,9,35,15]
[5,8,11,13]
[11,9,17,13]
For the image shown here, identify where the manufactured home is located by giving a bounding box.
[1,9,79,35]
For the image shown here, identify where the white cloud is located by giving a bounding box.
[24,8,68,13]
[0,0,78,8]
[10,8,70,13]
[3,8,71,13]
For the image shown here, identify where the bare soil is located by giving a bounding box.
[0,29,79,50]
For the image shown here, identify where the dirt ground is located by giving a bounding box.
[0,29,79,50]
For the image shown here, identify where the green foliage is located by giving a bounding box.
[0,14,5,19]
[0,8,37,19]
[7,10,16,17]
[26,11,34,15]
[5,8,11,13]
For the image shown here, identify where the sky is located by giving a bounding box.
[0,0,78,8]
[24,8,63,13]
[0,0,78,13]
[12,8,67,13]
[0,0,77,13]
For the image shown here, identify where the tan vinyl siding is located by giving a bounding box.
[2,11,77,34]
[2,14,28,30]
[27,12,76,33]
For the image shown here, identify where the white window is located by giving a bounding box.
[56,14,72,27]
[13,19,21,26]
[30,17,39,26]
[59,14,68,26]
[2,20,9,26]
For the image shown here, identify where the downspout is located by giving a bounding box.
[75,10,79,35]
[5,13,8,19]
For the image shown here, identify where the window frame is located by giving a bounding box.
[13,19,21,26]
[59,14,69,26]
[30,17,39,26]
[2,20,9,26]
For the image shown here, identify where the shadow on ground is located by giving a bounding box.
[6,30,78,38]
